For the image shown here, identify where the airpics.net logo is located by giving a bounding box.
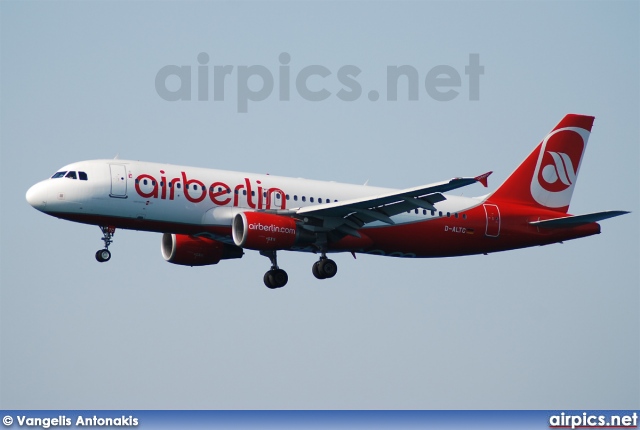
[549,412,638,429]
[155,52,484,112]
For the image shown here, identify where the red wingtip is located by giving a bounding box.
[475,171,492,188]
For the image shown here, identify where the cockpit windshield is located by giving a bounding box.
[51,171,88,180]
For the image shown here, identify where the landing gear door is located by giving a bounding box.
[483,204,500,237]
[109,164,127,198]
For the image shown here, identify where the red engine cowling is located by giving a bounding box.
[232,212,313,250]
[161,233,243,266]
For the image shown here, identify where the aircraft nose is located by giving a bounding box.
[26,181,49,211]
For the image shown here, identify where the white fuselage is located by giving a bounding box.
[26,159,482,231]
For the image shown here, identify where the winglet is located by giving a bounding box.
[474,171,492,188]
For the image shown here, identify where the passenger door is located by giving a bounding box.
[483,204,500,237]
[109,164,127,198]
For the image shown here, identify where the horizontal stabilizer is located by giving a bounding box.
[529,210,630,228]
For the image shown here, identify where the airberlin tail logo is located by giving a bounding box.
[530,127,589,209]
[541,151,577,191]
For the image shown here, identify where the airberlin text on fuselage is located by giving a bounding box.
[134,170,287,210]
[249,223,296,235]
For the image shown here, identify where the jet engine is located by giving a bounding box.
[161,233,243,266]
[232,212,314,250]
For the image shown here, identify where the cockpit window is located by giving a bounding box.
[51,170,87,180]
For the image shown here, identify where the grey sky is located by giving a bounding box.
[1,1,638,409]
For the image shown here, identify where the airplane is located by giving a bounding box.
[26,114,628,289]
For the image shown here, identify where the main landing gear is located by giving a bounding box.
[95,226,115,263]
[260,250,288,289]
[260,250,338,289]
[312,255,338,280]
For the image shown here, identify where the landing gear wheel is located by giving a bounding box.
[313,258,338,279]
[95,249,111,262]
[264,272,275,289]
[264,269,288,289]
[312,261,325,279]
[319,258,337,278]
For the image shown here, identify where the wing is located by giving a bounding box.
[273,172,492,238]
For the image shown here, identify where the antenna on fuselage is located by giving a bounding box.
[113,154,119,160]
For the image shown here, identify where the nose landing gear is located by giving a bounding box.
[95,226,115,263]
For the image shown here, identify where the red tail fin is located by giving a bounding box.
[489,114,594,213]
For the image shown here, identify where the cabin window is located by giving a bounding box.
[463,214,467,219]
[242,190,246,196]
[294,195,298,201]
[51,171,67,179]
[447,212,451,217]
[152,180,156,186]
[176,183,181,189]
[310,197,314,203]
[302,196,306,202]
[143,179,148,185]
[439,211,443,217]
[78,171,88,180]
[455,213,459,218]
[286,194,290,200]
[65,171,77,179]
[431,210,435,216]
[251,191,255,196]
